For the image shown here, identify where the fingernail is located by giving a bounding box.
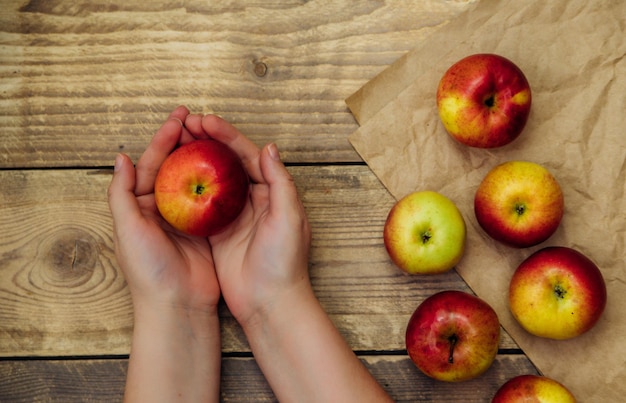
[268,143,280,161]
[169,117,183,127]
[114,153,123,172]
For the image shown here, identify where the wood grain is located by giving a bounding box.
[0,0,473,167]
[0,166,521,357]
[0,355,538,402]
[0,1,541,400]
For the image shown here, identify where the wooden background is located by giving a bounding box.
[0,1,538,401]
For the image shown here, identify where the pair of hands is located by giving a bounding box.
[108,106,392,402]
[107,105,311,328]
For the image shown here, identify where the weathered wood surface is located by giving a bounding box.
[1,0,471,167]
[0,166,523,356]
[0,355,537,403]
[0,165,536,400]
[0,1,541,401]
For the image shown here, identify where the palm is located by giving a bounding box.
[209,181,309,323]
[207,185,270,317]
[116,186,220,310]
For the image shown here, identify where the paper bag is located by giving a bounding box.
[347,0,626,401]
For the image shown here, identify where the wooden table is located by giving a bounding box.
[0,1,538,401]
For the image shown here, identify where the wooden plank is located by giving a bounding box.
[0,354,538,402]
[0,169,132,356]
[0,165,519,357]
[0,0,473,167]
[0,358,128,403]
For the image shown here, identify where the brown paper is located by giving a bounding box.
[347,0,626,401]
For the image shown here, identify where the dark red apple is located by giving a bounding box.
[405,290,500,382]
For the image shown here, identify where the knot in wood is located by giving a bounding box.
[254,61,268,77]
[44,228,97,287]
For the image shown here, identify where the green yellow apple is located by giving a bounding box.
[474,161,564,248]
[437,53,532,148]
[509,246,607,340]
[405,290,500,382]
[154,139,249,237]
[384,191,466,274]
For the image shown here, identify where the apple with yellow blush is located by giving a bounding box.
[492,374,576,403]
[437,53,532,148]
[474,161,564,248]
[509,246,607,340]
[155,139,249,237]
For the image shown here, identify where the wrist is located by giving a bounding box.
[125,301,221,402]
[237,280,391,402]
[132,299,219,340]
[238,279,316,337]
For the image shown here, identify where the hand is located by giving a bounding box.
[107,106,222,402]
[182,113,312,326]
[184,114,391,402]
[108,106,220,313]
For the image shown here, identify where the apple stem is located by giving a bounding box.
[448,334,458,364]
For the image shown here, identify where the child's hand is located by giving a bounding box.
[108,106,220,312]
[107,106,222,402]
[183,113,312,327]
[183,114,391,402]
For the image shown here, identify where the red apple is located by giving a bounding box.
[474,161,564,248]
[437,53,531,148]
[406,290,500,382]
[509,246,607,340]
[154,139,249,237]
[384,191,466,274]
[492,375,576,403]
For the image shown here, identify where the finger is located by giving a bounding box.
[180,125,196,145]
[168,104,196,144]
[168,104,190,122]
[260,143,307,226]
[135,107,189,196]
[183,113,211,140]
[201,114,264,183]
[108,153,143,231]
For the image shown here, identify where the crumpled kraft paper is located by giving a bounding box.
[347,0,626,401]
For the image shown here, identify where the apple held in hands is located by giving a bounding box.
[492,374,576,403]
[509,246,607,340]
[384,191,466,274]
[406,290,500,382]
[474,161,563,248]
[155,139,250,237]
[437,53,531,148]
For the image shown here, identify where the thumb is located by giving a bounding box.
[107,153,142,228]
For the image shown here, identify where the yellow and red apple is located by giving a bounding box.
[405,290,500,382]
[509,246,607,340]
[154,139,249,237]
[437,53,532,148]
[384,191,466,274]
[474,161,564,248]
[492,374,576,403]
